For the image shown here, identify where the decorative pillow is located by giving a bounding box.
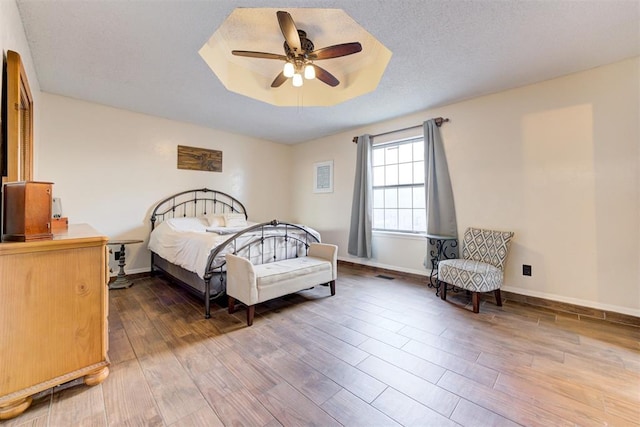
[223,212,248,228]
[204,213,225,227]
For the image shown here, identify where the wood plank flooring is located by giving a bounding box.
[4,265,639,426]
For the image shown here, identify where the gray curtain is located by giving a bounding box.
[424,120,458,263]
[348,134,372,258]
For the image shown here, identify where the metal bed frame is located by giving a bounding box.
[150,188,319,318]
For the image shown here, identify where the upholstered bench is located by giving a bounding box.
[225,243,337,326]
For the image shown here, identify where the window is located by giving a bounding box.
[372,137,426,233]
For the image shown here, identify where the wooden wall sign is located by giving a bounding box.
[177,145,222,172]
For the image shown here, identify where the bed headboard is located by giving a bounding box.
[150,188,247,230]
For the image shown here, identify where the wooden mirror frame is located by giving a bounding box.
[3,50,34,184]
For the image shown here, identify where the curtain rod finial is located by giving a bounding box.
[352,136,358,143]
[435,117,450,127]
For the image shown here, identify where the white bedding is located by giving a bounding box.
[148,217,320,278]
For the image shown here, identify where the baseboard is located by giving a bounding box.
[337,260,640,328]
[110,267,149,277]
[337,256,430,277]
[337,259,428,282]
[108,271,152,283]
[500,290,640,327]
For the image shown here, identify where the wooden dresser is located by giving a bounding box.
[0,224,110,420]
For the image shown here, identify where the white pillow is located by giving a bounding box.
[164,217,208,232]
[224,212,248,228]
[204,213,225,227]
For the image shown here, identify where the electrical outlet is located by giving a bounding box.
[523,264,532,276]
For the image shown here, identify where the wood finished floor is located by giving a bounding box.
[5,265,639,426]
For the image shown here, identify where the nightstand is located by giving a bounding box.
[107,239,143,289]
[425,233,458,292]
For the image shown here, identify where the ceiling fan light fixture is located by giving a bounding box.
[292,73,303,87]
[283,61,295,78]
[203,8,392,105]
[304,63,315,80]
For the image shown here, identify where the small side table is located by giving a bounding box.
[107,239,143,290]
[425,234,458,292]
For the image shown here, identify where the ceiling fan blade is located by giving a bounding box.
[277,11,301,52]
[312,65,339,87]
[311,42,362,60]
[271,71,288,88]
[232,50,287,60]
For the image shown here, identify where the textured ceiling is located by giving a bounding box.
[15,0,640,144]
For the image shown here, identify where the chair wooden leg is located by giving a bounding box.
[246,305,255,326]
[472,292,480,313]
[440,281,447,300]
[329,280,336,296]
[494,289,502,306]
[228,296,235,314]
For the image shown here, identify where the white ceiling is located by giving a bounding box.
[15,0,640,145]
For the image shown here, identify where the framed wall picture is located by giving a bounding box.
[313,160,333,193]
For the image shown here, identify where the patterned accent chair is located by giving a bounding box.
[438,228,514,313]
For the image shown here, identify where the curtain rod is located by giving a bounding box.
[352,117,449,143]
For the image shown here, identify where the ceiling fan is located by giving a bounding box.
[231,11,362,88]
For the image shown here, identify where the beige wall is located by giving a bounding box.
[292,57,640,316]
[37,94,293,275]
